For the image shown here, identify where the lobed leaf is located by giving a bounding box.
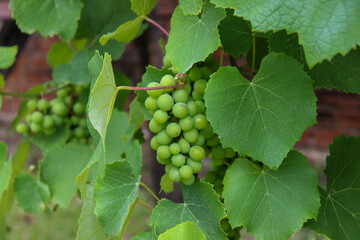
[178,0,203,15]
[158,221,206,240]
[131,0,158,16]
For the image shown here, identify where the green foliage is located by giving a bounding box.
[0,46,18,69]
[306,135,360,240]
[178,0,203,15]
[0,142,11,199]
[158,221,206,240]
[131,0,158,16]
[46,42,76,67]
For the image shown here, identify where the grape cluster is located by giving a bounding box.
[16,85,90,144]
[220,218,241,240]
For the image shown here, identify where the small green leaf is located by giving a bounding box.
[160,174,174,194]
[46,42,75,67]
[131,0,158,16]
[9,0,83,41]
[129,97,145,134]
[204,53,317,169]
[0,46,18,69]
[223,151,320,240]
[14,173,50,215]
[150,180,227,240]
[166,0,225,73]
[306,135,360,240]
[95,160,140,236]
[218,15,252,57]
[27,127,70,153]
[131,231,156,240]
[88,52,118,140]
[100,17,143,46]
[158,221,206,240]
[126,140,142,177]
[41,143,93,207]
[53,50,91,85]
[178,0,203,15]
[0,142,11,200]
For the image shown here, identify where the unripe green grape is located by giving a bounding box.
[169,167,181,182]
[179,116,193,131]
[169,66,178,75]
[163,56,172,68]
[57,89,69,98]
[157,145,172,160]
[16,123,29,134]
[52,102,68,116]
[43,127,56,135]
[27,99,38,111]
[191,90,203,101]
[227,229,236,238]
[194,79,207,95]
[166,122,181,138]
[180,165,193,179]
[204,171,218,184]
[52,115,64,126]
[200,123,214,139]
[31,111,43,123]
[178,138,190,154]
[26,114,32,124]
[193,114,207,130]
[194,133,205,146]
[212,156,225,166]
[149,119,165,133]
[157,94,174,111]
[186,101,198,117]
[189,66,202,81]
[206,135,220,147]
[71,116,80,125]
[169,143,181,155]
[160,74,175,90]
[42,115,54,129]
[165,164,173,174]
[221,219,231,232]
[145,96,158,110]
[189,146,205,161]
[154,110,169,124]
[200,66,212,79]
[171,154,186,167]
[233,230,241,240]
[150,136,160,150]
[30,122,42,133]
[146,82,163,98]
[73,102,85,115]
[157,155,170,165]
[37,99,49,111]
[76,85,87,93]
[195,101,205,113]
[79,118,87,128]
[184,82,192,94]
[186,158,203,173]
[211,144,226,159]
[182,174,195,185]
[74,127,86,138]
[225,148,236,158]
[50,98,62,106]
[156,130,173,145]
[80,138,88,144]
[183,128,198,143]
[64,96,71,105]
[172,103,188,118]
[149,110,156,116]
[172,89,188,103]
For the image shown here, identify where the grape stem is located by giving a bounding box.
[0,84,72,99]
[136,198,154,210]
[144,16,169,36]
[117,84,183,92]
[140,182,160,201]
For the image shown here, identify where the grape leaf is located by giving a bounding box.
[179,0,203,15]
[88,52,118,140]
[223,151,320,240]
[131,231,156,240]
[150,180,227,240]
[158,221,206,240]
[160,173,174,194]
[131,0,158,16]
[76,186,109,240]
[306,135,360,240]
[14,173,50,215]
[46,42,75,67]
[27,127,70,153]
[218,15,252,57]
[165,0,225,73]
[129,97,145,135]
[204,53,317,169]
[211,0,360,67]
[41,143,93,207]
[95,160,140,236]
[0,46,18,69]
[0,142,11,200]
[125,140,142,177]
[9,0,82,41]
[53,50,91,85]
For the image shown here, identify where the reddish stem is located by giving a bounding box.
[144,16,169,36]
[117,84,184,91]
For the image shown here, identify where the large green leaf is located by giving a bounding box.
[41,143,93,207]
[158,221,206,240]
[150,180,227,240]
[88,52,118,140]
[131,0,158,16]
[211,0,360,67]
[27,127,70,153]
[46,41,75,67]
[204,53,317,169]
[178,0,203,15]
[306,135,360,240]
[0,142,11,200]
[9,0,82,41]
[14,173,50,215]
[95,160,140,236]
[0,46,18,69]
[166,0,225,73]
[129,97,145,135]
[53,50,91,85]
[218,15,252,57]
[223,151,320,240]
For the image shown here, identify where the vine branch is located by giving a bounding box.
[144,16,169,36]
[140,182,160,201]
[136,198,154,210]
[117,84,183,92]
[0,84,71,99]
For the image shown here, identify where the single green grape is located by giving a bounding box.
[200,123,214,139]
[179,165,193,179]
[195,101,205,113]
[212,156,225,166]
[145,96,158,110]
[52,115,64,126]
[43,127,56,135]
[212,144,226,159]
[37,99,49,111]
[169,66,178,75]
[79,118,87,128]
[172,89,188,103]
[186,158,203,173]
[74,127,86,138]
[191,90,203,101]
[163,56,172,68]
[181,174,195,185]
[186,101,198,117]
[172,102,188,119]
[157,94,174,111]
[26,114,32,124]
[80,138,88,145]
[184,82,192,94]
[194,133,205,146]
[146,82,163,98]
[189,146,205,161]
[149,119,165,133]
[200,66,212,79]
[166,122,181,138]
[27,99,38,111]
[183,128,198,143]
[189,66,202,81]
[42,115,54,129]
[171,154,186,167]
[71,116,80,125]
[193,114,207,130]
[225,148,236,158]
[206,135,220,147]
[150,136,160,150]
[156,130,173,145]
[179,116,193,131]
[73,102,85,115]
[31,111,44,123]
[157,155,171,165]
[169,167,181,182]
[52,102,68,116]
[154,109,169,124]
[157,145,172,160]
[178,138,190,154]
[165,164,173,174]
[16,123,29,134]
[30,122,42,133]
[64,96,71,105]
[160,74,175,91]
[169,143,181,155]
[194,79,207,95]
[57,88,69,99]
